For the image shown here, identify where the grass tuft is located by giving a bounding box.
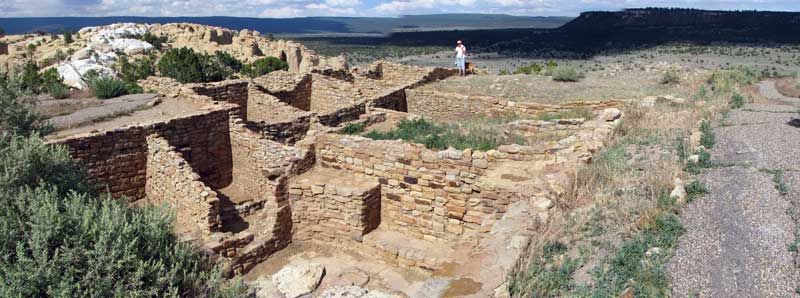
[699,120,716,149]
[340,122,365,135]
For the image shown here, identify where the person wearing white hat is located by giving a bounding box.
[455,40,467,76]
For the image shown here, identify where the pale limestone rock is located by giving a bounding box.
[533,198,554,210]
[669,178,687,204]
[687,154,700,163]
[272,263,326,298]
[599,108,622,122]
[250,276,282,298]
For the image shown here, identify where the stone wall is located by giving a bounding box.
[317,103,366,127]
[254,72,313,111]
[50,104,237,201]
[369,88,408,112]
[289,172,382,245]
[188,80,249,121]
[407,89,620,120]
[145,135,222,234]
[246,88,313,144]
[0,42,7,55]
[316,135,501,242]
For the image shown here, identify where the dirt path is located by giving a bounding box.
[666,81,800,297]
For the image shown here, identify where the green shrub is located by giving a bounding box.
[157,47,231,83]
[0,77,53,137]
[498,70,511,75]
[118,55,155,84]
[341,123,365,135]
[708,66,759,93]
[20,61,42,92]
[730,92,745,109]
[685,180,710,202]
[241,57,289,78]
[141,32,167,50]
[513,63,542,75]
[91,77,128,99]
[699,120,716,149]
[215,51,243,73]
[45,82,69,99]
[659,69,680,85]
[62,31,73,44]
[551,66,582,82]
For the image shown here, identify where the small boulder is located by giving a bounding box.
[272,263,326,298]
[669,178,687,203]
[599,108,622,121]
[250,276,282,298]
[687,154,700,164]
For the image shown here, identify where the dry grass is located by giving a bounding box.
[509,65,742,297]
[775,77,800,98]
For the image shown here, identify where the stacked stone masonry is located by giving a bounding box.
[145,135,222,233]
[289,168,382,245]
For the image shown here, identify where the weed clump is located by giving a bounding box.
[659,69,680,85]
[340,122,365,135]
[730,92,745,109]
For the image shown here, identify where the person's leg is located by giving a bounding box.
[458,57,466,75]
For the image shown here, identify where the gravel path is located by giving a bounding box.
[666,81,800,297]
[47,93,157,130]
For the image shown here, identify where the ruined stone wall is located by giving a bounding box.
[145,135,222,233]
[289,178,382,244]
[378,62,458,87]
[50,105,237,201]
[369,88,408,112]
[407,89,620,120]
[246,88,313,144]
[188,80,249,121]
[254,72,313,111]
[309,74,358,113]
[316,135,502,242]
[317,103,366,127]
[0,42,7,55]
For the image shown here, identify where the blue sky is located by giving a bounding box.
[1,0,799,18]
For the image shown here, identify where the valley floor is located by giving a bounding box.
[667,81,800,297]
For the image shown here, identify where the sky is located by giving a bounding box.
[1,0,799,18]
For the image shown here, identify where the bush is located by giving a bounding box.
[341,123,365,135]
[241,57,289,78]
[708,66,759,93]
[215,51,243,73]
[63,31,73,44]
[45,82,69,99]
[20,61,42,92]
[551,66,582,82]
[0,77,53,137]
[141,32,167,50]
[118,55,155,84]
[699,120,715,149]
[91,77,128,99]
[659,69,680,85]
[157,48,231,83]
[513,63,542,75]
[730,92,745,109]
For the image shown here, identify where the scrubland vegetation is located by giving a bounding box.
[508,66,760,297]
